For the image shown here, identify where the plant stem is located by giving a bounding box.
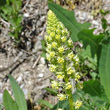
[63,60,75,110]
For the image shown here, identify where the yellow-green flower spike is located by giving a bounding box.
[45,10,82,110]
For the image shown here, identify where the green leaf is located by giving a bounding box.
[44,88,57,96]
[41,52,46,58]
[89,72,97,80]
[3,90,18,110]
[83,80,103,97]
[38,99,54,108]
[51,100,69,110]
[78,29,104,57]
[101,18,107,30]
[8,75,27,110]
[41,40,46,51]
[99,39,110,100]
[41,40,46,58]
[48,3,90,41]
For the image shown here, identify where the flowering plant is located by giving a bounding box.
[45,10,82,110]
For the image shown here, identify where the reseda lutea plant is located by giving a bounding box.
[45,10,82,110]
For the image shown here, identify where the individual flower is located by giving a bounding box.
[51,42,57,48]
[45,35,48,40]
[57,22,64,29]
[68,52,74,60]
[58,46,64,53]
[49,65,56,72]
[46,53,51,61]
[68,38,73,46]
[49,51,55,58]
[61,36,67,42]
[67,67,75,75]
[47,30,51,35]
[74,55,79,62]
[56,72,63,75]
[57,74,64,79]
[74,100,82,109]
[47,43,52,49]
[75,73,81,81]
[56,29,61,34]
[76,82,83,90]
[55,34,61,40]
[57,57,64,63]
[62,29,68,36]
[57,94,66,101]
[46,36,52,42]
[51,81,59,90]
[65,82,72,90]
[57,108,63,110]
[50,32,55,38]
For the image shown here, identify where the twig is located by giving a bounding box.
[0,18,10,27]
[2,58,26,82]
[32,55,41,69]
[22,0,31,11]
[36,74,52,84]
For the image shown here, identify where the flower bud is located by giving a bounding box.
[57,57,64,63]
[49,65,56,72]
[58,46,64,53]
[57,94,66,101]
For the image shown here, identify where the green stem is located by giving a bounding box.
[63,60,75,110]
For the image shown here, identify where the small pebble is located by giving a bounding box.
[39,57,45,64]
[16,76,22,83]
[24,13,29,17]
[0,93,3,103]
[38,73,44,78]
[23,89,28,99]
[92,20,99,26]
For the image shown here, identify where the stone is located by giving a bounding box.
[92,20,99,26]
[24,13,29,18]
[16,75,22,83]
[39,57,45,64]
